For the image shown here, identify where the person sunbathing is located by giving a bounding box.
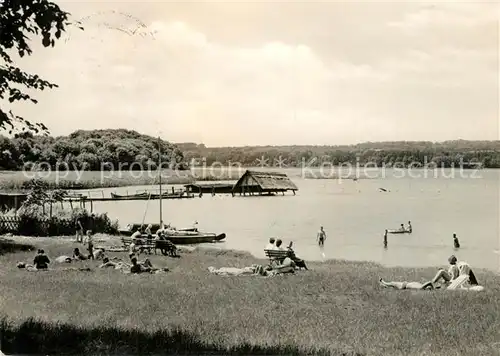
[208,259,296,277]
[379,278,434,290]
[73,248,87,261]
[129,257,164,274]
[379,276,484,291]
[100,259,131,272]
[208,265,262,276]
[140,258,169,273]
[95,249,106,260]
[55,255,73,264]
[99,257,116,268]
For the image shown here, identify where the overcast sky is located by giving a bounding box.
[7,0,500,146]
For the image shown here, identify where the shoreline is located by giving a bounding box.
[0,166,493,192]
[1,235,500,355]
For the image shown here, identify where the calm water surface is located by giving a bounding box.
[82,168,500,272]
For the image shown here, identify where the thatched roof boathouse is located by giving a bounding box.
[232,170,298,196]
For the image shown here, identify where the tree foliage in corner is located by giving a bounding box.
[0,0,82,134]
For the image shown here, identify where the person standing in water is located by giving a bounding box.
[317,226,326,247]
[453,233,460,249]
[407,221,412,233]
[383,230,388,248]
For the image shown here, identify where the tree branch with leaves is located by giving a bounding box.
[0,0,82,134]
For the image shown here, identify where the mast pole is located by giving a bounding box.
[158,136,162,225]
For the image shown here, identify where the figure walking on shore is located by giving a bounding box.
[75,217,84,243]
[317,226,326,247]
[86,230,94,260]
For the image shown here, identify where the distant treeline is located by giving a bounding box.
[177,140,500,168]
[0,129,186,170]
[2,131,500,170]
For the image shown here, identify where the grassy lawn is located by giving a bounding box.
[1,236,500,355]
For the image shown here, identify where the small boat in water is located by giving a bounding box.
[128,230,226,244]
[122,139,225,246]
[388,229,411,234]
[111,192,150,200]
[165,232,226,245]
[110,192,194,200]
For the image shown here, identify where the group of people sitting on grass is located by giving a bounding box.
[379,255,483,291]
[16,247,104,271]
[265,238,308,270]
[99,251,169,274]
[16,245,168,275]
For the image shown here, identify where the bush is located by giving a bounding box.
[15,208,118,236]
[0,238,35,255]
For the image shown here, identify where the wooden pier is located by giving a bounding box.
[184,183,235,196]
[184,171,298,197]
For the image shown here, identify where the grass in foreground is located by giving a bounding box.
[1,237,500,356]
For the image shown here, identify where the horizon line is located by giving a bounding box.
[174,138,500,148]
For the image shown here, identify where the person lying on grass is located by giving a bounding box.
[379,276,485,291]
[99,257,129,270]
[55,255,73,264]
[141,258,168,273]
[208,257,297,277]
[73,248,87,261]
[379,255,473,291]
[93,248,106,260]
[379,278,434,290]
[99,256,167,274]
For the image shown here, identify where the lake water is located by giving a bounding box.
[82,168,500,272]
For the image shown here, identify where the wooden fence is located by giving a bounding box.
[0,216,20,233]
[0,215,115,236]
